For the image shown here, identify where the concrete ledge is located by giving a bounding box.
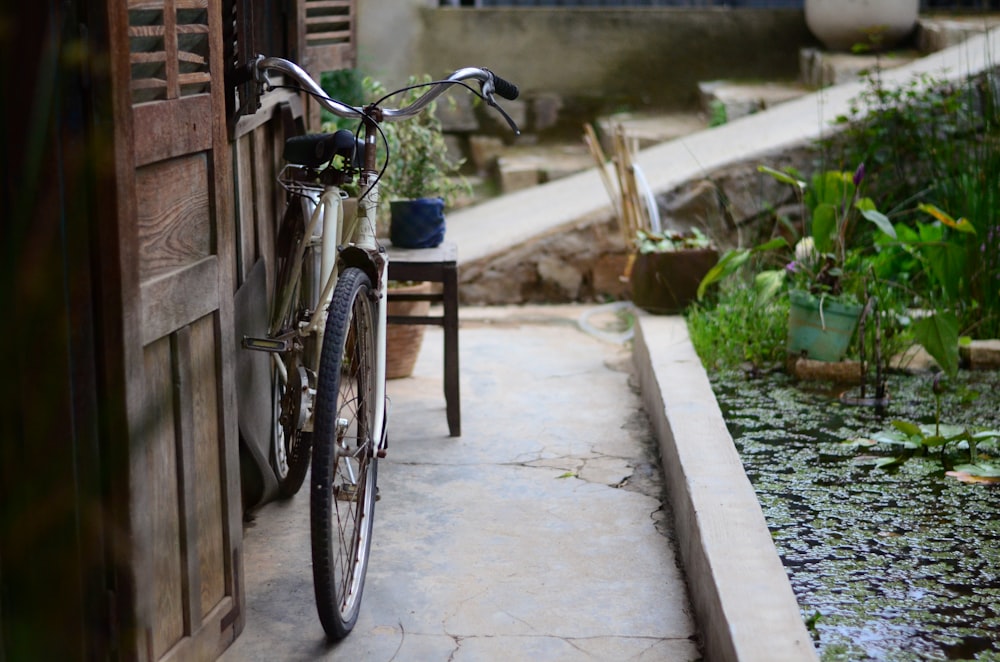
[633,314,817,662]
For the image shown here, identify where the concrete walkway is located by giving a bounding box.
[222,306,702,661]
[221,28,1000,662]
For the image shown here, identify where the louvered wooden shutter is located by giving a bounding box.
[294,0,356,74]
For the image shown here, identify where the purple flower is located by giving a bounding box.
[853,163,866,186]
[786,261,798,274]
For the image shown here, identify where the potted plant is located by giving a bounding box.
[700,163,897,362]
[804,0,920,52]
[375,75,471,249]
[629,228,718,314]
[353,76,470,376]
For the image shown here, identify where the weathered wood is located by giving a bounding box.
[231,85,303,140]
[136,155,211,280]
[206,0,245,643]
[82,0,355,654]
[235,135,256,285]
[190,315,226,618]
[143,336,185,659]
[171,326,201,633]
[252,125,277,295]
[133,95,212,166]
[141,256,219,346]
[158,597,235,662]
[292,0,356,128]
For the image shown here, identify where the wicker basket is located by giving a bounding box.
[385,281,432,379]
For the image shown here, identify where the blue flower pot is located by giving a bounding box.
[390,197,446,249]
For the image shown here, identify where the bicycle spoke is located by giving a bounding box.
[311,267,378,640]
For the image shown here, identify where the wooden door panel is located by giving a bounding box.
[143,335,185,659]
[189,314,226,618]
[141,312,233,660]
[112,0,242,656]
[134,96,213,167]
[141,256,219,345]
[136,155,212,281]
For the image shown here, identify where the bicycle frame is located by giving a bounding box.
[269,167,388,448]
[249,53,518,476]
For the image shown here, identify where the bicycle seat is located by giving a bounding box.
[284,130,363,169]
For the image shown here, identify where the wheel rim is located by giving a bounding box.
[272,371,290,479]
[330,285,377,621]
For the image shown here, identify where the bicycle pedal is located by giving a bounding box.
[242,336,292,353]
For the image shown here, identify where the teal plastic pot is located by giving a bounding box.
[786,290,863,362]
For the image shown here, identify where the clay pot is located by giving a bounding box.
[629,248,718,315]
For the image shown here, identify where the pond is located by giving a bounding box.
[712,369,1000,661]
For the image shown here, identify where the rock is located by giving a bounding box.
[788,356,864,384]
[496,158,541,193]
[592,253,631,299]
[657,179,723,235]
[467,135,505,175]
[960,339,1000,370]
[890,345,939,374]
[532,93,563,133]
[537,255,583,300]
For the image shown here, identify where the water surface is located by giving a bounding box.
[713,371,1000,661]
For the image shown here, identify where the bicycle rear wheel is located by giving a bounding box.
[271,196,314,497]
[310,266,379,640]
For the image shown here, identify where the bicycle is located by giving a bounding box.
[243,55,520,640]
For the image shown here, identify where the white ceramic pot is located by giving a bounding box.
[805,0,919,52]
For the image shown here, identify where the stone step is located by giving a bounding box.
[595,111,708,152]
[697,79,810,124]
[799,47,921,88]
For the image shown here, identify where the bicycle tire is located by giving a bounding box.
[271,197,313,497]
[310,266,379,640]
[272,365,311,498]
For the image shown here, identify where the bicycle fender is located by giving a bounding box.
[337,245,383,290]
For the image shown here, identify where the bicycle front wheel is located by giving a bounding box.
[310,266,379,640]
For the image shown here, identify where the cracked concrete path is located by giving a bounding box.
[220,305,699,661]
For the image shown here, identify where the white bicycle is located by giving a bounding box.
[244,55,519,640]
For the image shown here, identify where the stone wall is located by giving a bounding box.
[458,143,822,306]
[359,6,815,115]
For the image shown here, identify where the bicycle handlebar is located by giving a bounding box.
[254,56,520,130]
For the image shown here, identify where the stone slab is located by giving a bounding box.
[633,314,819,662]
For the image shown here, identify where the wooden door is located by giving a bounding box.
[115,0,244,658]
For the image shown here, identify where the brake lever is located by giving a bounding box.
[480,79,520,136]
[490,99,521,136]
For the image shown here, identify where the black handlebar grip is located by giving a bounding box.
[489,71,519,101]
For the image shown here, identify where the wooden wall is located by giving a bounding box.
[1,0,351,657]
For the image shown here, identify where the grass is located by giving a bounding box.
[685,282,789,372]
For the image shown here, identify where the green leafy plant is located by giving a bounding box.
[708,99,728,128]
[321,74,471,212]
[828,68,1000,337]
[845,376,1000,478]
[686,280,789,371]
[370,75,470,205]
[698,164,895,304]
[634,228,712,253]
[320,68,365,131]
